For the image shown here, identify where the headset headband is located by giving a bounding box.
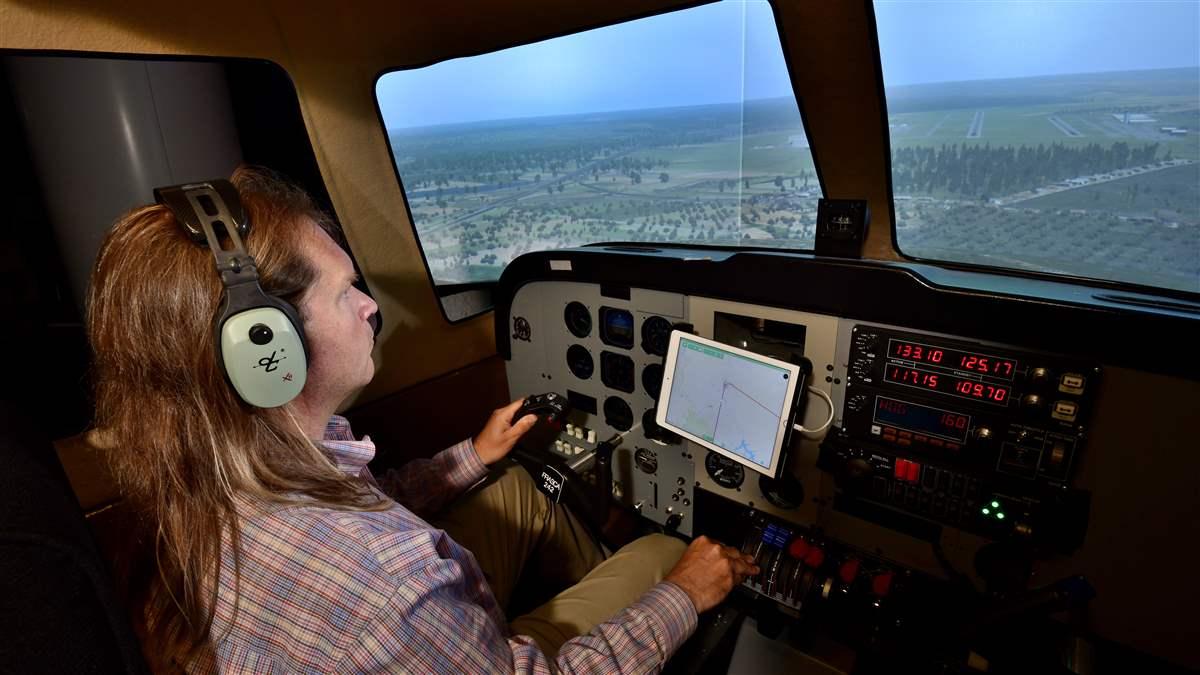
[153,179,310,408]
[153,181,259,288]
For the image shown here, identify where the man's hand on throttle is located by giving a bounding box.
[664,536,760,614]
[473,398,538,465]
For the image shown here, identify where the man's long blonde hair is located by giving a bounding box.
[87,167,385,669]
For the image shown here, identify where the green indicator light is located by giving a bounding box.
[991,501,1000,508]
[981,508,990,515]
[997,513,1005,520]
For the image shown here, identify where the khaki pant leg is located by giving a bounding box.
[509,533,687,658]
[433,460,604,611]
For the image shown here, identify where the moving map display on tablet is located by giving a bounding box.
[656,332,801,477]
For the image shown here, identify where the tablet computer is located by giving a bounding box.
[656,331,803,478]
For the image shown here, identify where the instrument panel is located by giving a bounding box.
[506,281,1096,549]
[495,246,1200,671]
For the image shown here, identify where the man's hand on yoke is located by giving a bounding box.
[473,398,538,465]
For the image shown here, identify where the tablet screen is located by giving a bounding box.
[658,332,801,476]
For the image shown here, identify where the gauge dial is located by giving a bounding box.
[641,316,673,356]
[565,344,594,379]
[759,473,804,510]
[603,396,634,431]
[643,408,678,444]
[564,301,592,338]
[600,351,635,393]
[634,447,658,474]
[642,363,663,399]
[705,452,745,489]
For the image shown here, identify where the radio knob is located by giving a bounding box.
[975,427,993,441]
[1030,367,1050,384]
[846,457,872,482]
[872,571,895,597]
[1022,394,1042,409]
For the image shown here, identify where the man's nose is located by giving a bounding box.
[365,298,382,337]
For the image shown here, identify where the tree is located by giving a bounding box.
[743,178,751,190]
[659,172,670,183]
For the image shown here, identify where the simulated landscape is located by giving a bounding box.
[387,67,1199,292]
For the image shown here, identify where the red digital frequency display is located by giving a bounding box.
[888,339,1018,380]
[885,365,1011,405]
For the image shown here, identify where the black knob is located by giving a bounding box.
[846,458,872,481]
[665,513,683,531]
[249,323,274,345]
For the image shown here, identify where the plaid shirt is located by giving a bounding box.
[191,415,697,673]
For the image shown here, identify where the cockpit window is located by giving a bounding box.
[875,1,1200,294]
[375,1,817,310]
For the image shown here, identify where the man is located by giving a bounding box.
[87,167,757,672]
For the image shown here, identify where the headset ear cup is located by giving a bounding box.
[216,282,308,408]
[219,303,308,408]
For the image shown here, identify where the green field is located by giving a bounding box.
[1019,163,1199,221]
[386,67,1199,293]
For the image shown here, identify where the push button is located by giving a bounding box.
[1059,373,1085,395]
[1051,401,1078,422]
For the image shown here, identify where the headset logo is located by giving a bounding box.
[254,350,286,373]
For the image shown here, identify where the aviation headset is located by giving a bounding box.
[154,180,309,408]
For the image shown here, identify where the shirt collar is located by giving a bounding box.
[320,414,376,475]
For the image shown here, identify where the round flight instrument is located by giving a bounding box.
[564,301,592,338]
[641,316,673,356]
[705,452,745,489]
[634,447,659,474]
[566,344,594,379]
[603,396,634,431]
[759,473,804,510]
[600,351,635,393]
[643,408,678,444]
[642,363,663,399]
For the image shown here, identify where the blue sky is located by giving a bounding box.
[875,1,1200,86]
[377,0,1200,129]
[377,1,791,129]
